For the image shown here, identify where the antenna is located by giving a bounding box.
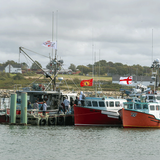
[152,29,153,63]
[99,49,100,84]
[52,11,54,60]
[56,10,58,51]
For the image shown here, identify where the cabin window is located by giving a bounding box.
[135,104,141,109]
[150,105,155,110]
[143,104,148,109]
[156,96,160,100]
[99,101,105,107]
[109,101,114,107]
[115,101,120,107]
[124,104,127,109]
[106,101,108,107]
[86,101,92,107]
[148,96,155,100]
[92,101,98,107]
[127,104,133,109]
[156,105,160,110]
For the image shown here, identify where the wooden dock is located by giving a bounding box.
[0,113,75,126]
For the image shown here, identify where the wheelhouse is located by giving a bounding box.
[84,97,127,110]
[145,94,160,103]
[123,102,160,119]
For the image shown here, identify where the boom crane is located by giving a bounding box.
[19,46,52,80]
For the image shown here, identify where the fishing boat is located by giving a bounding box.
[0,46,77,124]
[119,101,160,128]
[15,89,77,113]
[74,96,127,126]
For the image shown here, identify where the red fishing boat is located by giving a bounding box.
[74,97,127,126]
[119,101,160,128]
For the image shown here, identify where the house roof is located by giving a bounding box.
[12,64,21,68]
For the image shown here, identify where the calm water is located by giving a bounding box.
[0,125,160,160]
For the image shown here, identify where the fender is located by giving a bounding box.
[40,119,46,125]
[58,116,64,125]
[48,117,56,125]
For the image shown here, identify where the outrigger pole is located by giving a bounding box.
[19,46,52,80]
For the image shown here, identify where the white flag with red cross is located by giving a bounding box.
[119,76,132,85]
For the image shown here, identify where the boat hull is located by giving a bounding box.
[74,106,122,126]
[119,108,160,128]
[0,115,9,123]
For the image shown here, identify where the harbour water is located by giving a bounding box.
[0,125,160,160]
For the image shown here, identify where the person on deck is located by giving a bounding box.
[27,101,32,110]
[43,100,47,116]
[63,97,70,113]
[74,96,79,105]
[79,91,85,106]
[58,102,64,114]
[61,102,65,114]
[33,100,39,109]
[70,97,74,114]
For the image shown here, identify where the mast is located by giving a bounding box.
[52,11,58,91]
[52,11,56,91]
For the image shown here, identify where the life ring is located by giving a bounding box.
[48,117,56,125]
[40,119,46,125]
[58,116,64,125]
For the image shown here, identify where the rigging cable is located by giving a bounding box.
[21,47,49,58]
[27,74,45,88]
[61,66,80,92]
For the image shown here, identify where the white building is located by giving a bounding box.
[5,64,22,74]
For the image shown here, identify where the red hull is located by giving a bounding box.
[74,106,122,126]
[119,108,160,128]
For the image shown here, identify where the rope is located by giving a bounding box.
[61,66,81,92]
[62,72,70,91]
[27,74,44,88]
[21,47,49,58]
[44,69,61,91]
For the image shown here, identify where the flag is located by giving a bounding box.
[119,76,132,85]
[42,41,57,49]
[80,79,93,87]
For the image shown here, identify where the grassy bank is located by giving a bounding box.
[0,73,127,91]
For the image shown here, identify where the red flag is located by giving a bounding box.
[80,79,93,87]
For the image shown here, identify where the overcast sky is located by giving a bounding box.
[1,0,160,69]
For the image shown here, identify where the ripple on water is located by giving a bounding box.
[0,125,160,160]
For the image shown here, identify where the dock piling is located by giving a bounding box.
[10,93,17,124]
[21,92,27,124]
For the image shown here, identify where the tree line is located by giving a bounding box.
[1,60,152,76]
[68,60,152,76]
